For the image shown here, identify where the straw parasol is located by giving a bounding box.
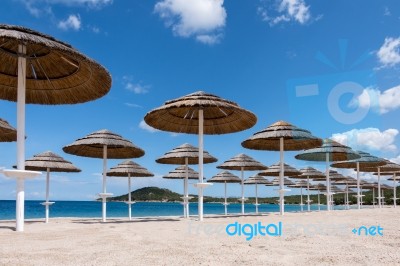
[258,162,301,212]
[331,177,357,209]
[17,151,80,223]
[217,153,267,214]
[163,166,200,179]
[244,175,272,214]
[144,91,256,221]
[242,120,322,215]
[298,167,325,211]
[107,160,153,220]
[63,129,144,222]
[0,118,17,142]
[309,183,326,211]
[288,180,309,212]
[208,171,241,215]
[331,151,386,210]
[156,143,217,218]
[295,139,360,211]
[371,162,400,208]
[0,24,111,231]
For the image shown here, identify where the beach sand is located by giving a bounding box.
[0,208,399,266]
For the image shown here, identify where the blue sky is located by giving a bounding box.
[1,0,400,201]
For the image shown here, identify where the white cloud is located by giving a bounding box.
[258,0,315,26]
[332,128,399,152]
[123,76,150,94]
[124,103,142,108]
[139,120,159,133]
[58,14,81,31]
[389,155,400,164]
[383,6,391,16]
[23,0,112,11]
[351,85,400,114]
[154,0,226,44]
[377,37,400,67]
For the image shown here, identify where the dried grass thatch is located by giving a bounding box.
[271,177,295,186]
[288,180,309,188]
[208,170,241,183]
[63,129,145,159]
[0,118,16,142]
[107,160,154,177]
[163,166,200,180]
[0,24,111,104]
[241,120,322,151]
[361,161,400,173]
[328,170,347,181]
[331,177,357,185]
[243,175,272,185]
[217,153,267,171]
[258,162,301,177]
[295,139,360,162]
[156,143,217,165]
[144,91,257,135]
[296,167,325,180]
[331,151,386,169]
[21,151,80,172]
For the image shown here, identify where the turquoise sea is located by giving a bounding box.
[0,200,350,220]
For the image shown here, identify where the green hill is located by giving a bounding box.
[108,186,399,205]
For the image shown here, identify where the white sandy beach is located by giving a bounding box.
[0,208,399,266]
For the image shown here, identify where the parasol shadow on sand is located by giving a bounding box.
[156,143,217,218]
[145,91,256,221]
[63,129,144,222]
[0,24,111,231]
[295,139,360,211]
[16,151,80,223]
[217,153,267,215]
[107,160,153,220]
[242,120,322,215]
[207,171,241,215]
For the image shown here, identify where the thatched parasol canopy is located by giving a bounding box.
[21,151,80,172]
[163,166,200,180]
[0,24,111,104]
[107,160,153,177]
[208,171,241,183]
[63,129,145,159]
[288,180,309,188]
[295,139,360,162]
[0,118,17,142]
[217,153,267,171]
[331,151,386,169]
[362,161,400,173]
[156,143,217,165]
[271,177,295,186]
[309,183,326,190]
[244,175,272,185]
[328,170,348,181]
[331,177,357,185]
[298,167,326,180]
[144,91,257,135]
[241,120,322,151]
[258,162,301,177]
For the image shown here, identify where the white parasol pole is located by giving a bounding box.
[356,162,360,210]
[393,174,397,208]
[16,44,27,232]
[224,181,227,215]
[325,153,330,211]
[128,173,132,220]
[198,109,204,221]
[372,187,375,208]
[102,145,107,222]
[300,186,303,212]
[255,183,259,214]
[184,157,189,218]
[279,137,284,215]
[241,166,245,214]
[377,167,381,208]
[345,184,349,210]
[317,190,321,211]
[307,176,311,212]
[45,168,50,223]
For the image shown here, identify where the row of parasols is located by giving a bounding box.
[2,118,399,224]
[0,25,398,232]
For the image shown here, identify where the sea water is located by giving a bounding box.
[0,200,341,220]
